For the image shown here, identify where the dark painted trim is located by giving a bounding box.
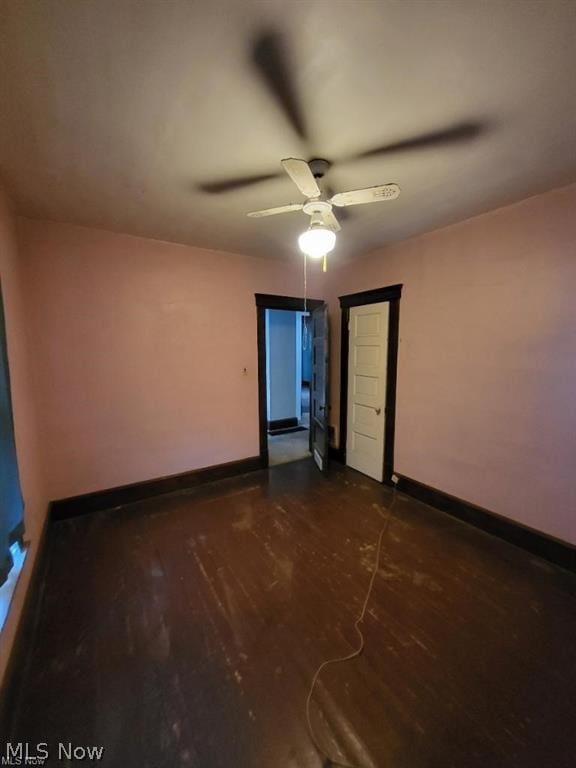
[255,293,324,311]
[397,474,576,573]
[0,523,27,586]
[329,445,345,463]
[338,284,402,309]
[0,511,51,742]
[268,417,298,431]
[269,426,307,436]
[384,298,400,482]
[8,521,25,547]
[0,555,11,587]
[255,293,323,468]
[338,286,402,483]
[51,456,265,520]
[339,306,350,466]
[257,302,268,466]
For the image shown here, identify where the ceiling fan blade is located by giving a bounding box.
[247,203,303,218]
[281,158,321,198]
[331,184,400,208]
[350,121,484,160]
[325,183,350,221]
[197,172,283,194]
[322,207,341,232]
[251,30,308,142]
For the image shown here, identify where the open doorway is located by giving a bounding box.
[265,309,311,466]
[255,294,325,469]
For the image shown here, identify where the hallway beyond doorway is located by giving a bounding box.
[268,383,310,466]
[268,427,310,466]
[266,306,311,466]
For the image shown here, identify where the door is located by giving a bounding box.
[346,302,388,481]
[311,304,329,473]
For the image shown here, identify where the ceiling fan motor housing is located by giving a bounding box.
[308,158,331,179]
[303,200,332,219]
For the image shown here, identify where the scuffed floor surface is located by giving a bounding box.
[268,429,311,466]
[9,460,576,767]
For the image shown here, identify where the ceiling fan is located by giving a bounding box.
[196,28,486,261]
[247,156,400,260]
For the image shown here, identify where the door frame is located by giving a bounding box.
[338,284,402,484]
[255,293,324,467]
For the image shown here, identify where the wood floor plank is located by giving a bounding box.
[8,460,576,767]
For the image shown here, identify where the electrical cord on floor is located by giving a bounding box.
[305,477,399,768]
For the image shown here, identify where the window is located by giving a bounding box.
[0,283,24,625]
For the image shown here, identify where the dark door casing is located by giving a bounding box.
[311,304,329,473]
[338,284,402,484]
[255,293,324,468]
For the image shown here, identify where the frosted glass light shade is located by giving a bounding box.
[298,227,336,258]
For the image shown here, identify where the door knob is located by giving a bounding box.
[375,407,381,415]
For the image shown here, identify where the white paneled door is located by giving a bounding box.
[346,302,389,481]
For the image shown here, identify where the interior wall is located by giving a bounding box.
[266,309,298,423]
[19,219,321,501]
[326,182,576,545]
[0,185,46,688]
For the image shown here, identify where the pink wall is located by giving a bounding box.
[326,183,576,545]
[0,185,47,687]
[10,180,576,573]
[5,180,573,693]
[19,220,322,501]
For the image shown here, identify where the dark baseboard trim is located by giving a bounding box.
[268,417,298,432]
[397,475,576,573]
[51,455,265,520]
[269,426,307,436]
[329,446,345,463]
[0,511,51,742]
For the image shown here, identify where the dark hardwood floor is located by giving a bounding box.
[8,460,576,767]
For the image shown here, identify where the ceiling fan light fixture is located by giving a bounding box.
[298,225,336,259]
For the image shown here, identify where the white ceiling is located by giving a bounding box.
[1,0,576,261]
